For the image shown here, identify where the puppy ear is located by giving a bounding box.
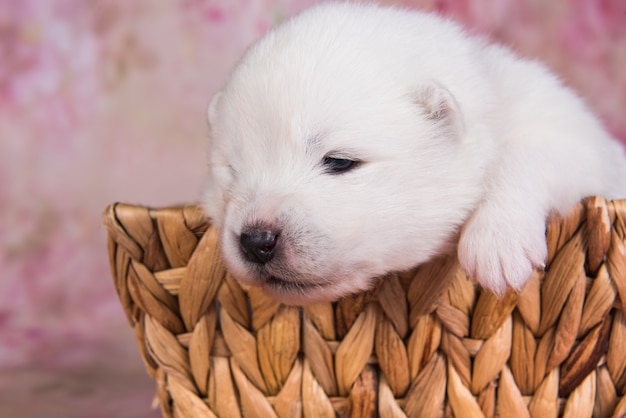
[202,92,224,227]
[203,150,228,226]
[414,82,465,138]
[202,173,224,226]
[207,91,222,127]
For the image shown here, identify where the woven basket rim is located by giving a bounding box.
[104,196,626,418]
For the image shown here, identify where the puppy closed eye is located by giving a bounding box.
[322,156,360,174]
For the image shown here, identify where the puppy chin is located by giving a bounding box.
[226,268,351,305]
[223,256,375,305]
[260,275,372,306]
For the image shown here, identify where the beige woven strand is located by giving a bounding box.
[335,304,377,397]
[272,358,303,418]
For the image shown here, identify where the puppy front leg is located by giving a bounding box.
[457,143,551,295]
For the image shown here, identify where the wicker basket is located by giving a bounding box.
[104,196,626,418]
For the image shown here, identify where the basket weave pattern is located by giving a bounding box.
[104,197,626,418]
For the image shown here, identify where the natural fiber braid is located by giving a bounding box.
[104,197,626,417]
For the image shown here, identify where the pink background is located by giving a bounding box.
[1,1,625,417]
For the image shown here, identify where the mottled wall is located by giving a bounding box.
[1,0,625,375]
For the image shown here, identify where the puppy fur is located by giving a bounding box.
[203,2,626,304]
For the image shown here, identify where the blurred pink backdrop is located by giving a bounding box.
[1,0,625,417]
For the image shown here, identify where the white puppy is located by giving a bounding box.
[203,2,626,304]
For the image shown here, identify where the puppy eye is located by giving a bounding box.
[322,156,359,174]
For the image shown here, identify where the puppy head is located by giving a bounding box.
[203,5,480,304]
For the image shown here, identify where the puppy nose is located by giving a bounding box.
[239,229,279,264]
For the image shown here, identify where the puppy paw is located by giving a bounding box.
[458,206,547,296]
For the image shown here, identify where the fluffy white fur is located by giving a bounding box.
[203,2,626,304]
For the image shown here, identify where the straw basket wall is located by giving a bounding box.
[104,196,626,418]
